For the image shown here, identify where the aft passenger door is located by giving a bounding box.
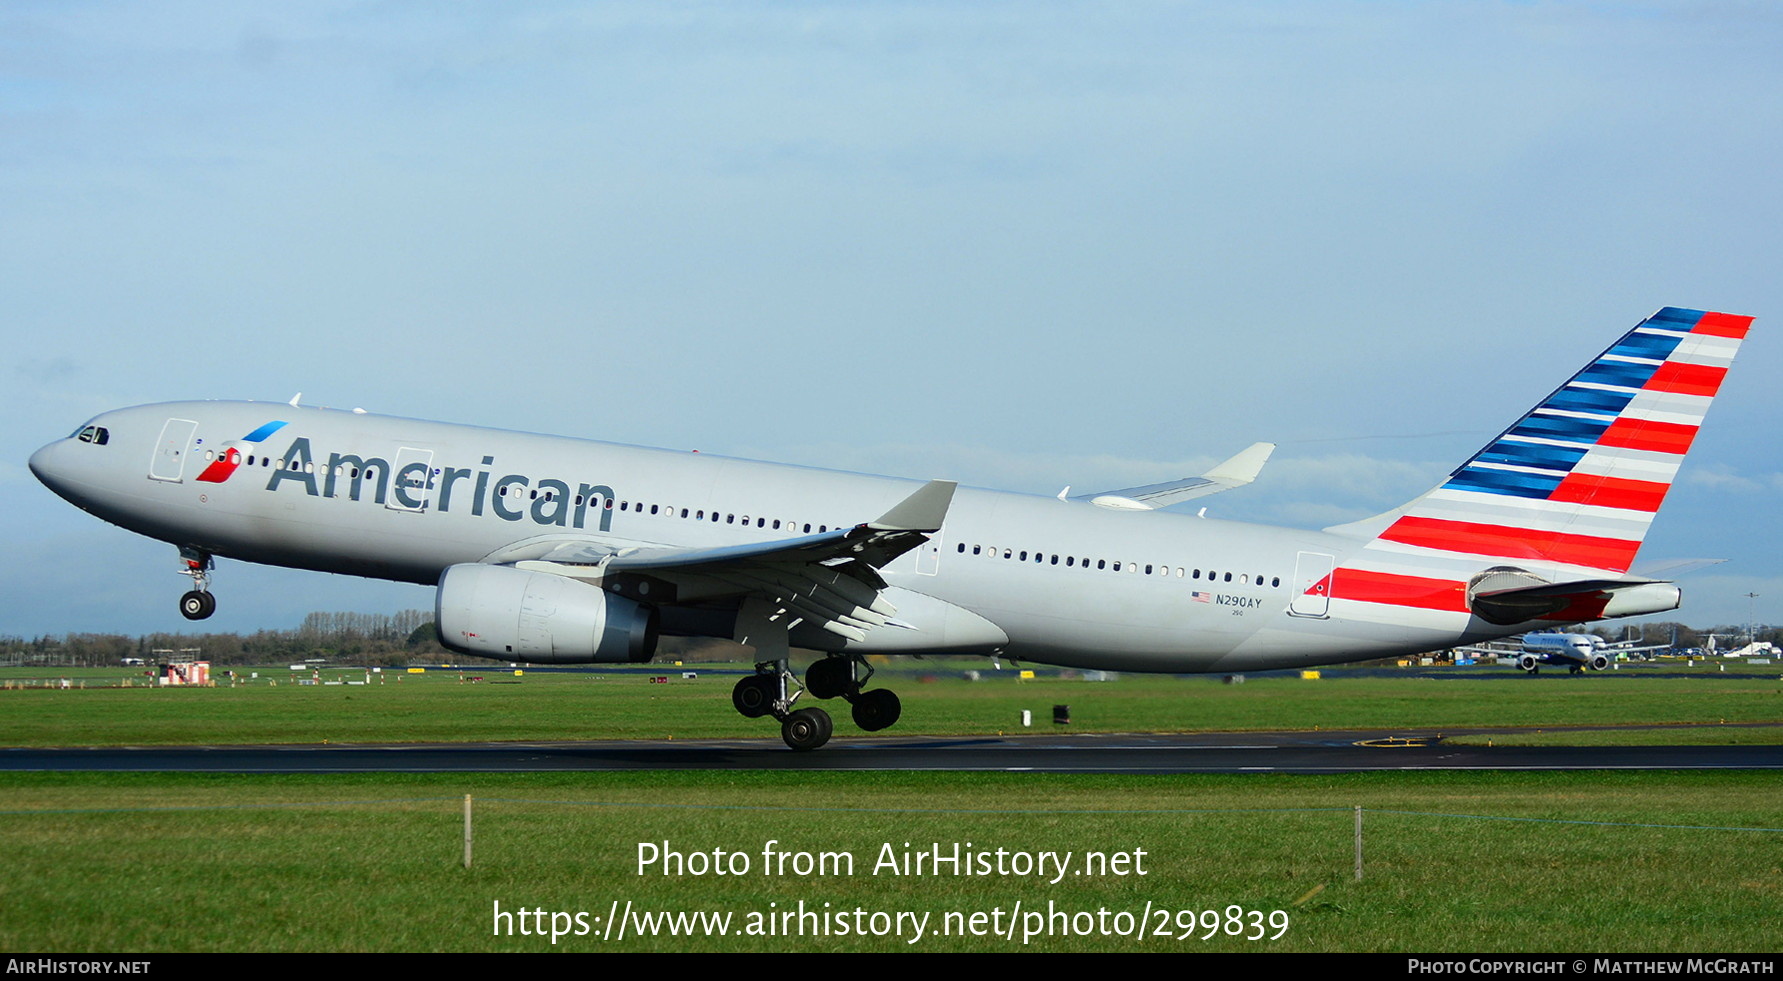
[1288,550,1335,618]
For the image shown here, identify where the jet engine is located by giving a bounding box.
[435,563,658,664]
[1589,653,1610,671]
[1516,653,1540,673]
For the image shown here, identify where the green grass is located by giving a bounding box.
[3,664,1781,747]
[4,666,1781,952]
[1,770,1779,952]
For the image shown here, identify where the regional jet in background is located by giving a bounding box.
[1461,629,1673,674]
[31,307,1750,749]
[1512,632,1629,674]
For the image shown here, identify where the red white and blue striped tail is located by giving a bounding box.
[1323,308,1750,624]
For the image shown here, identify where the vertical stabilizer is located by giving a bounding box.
[1321,307,1751,619]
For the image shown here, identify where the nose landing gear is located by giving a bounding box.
[177,547,216,620]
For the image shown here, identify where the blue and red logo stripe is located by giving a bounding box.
[195,420,287,484]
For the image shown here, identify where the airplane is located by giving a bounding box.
[1463,628,1673,674]
[1510,632,1619,674]
[29,306,1750,749]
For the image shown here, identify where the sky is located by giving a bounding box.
[4,1,1781,638]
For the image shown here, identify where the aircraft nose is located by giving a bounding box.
[29,439,75,496]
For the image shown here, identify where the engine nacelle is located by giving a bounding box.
[435,563,658,664]
[1517,653,1540,673]
[1590,654,1611,671]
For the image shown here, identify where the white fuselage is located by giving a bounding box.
[30,400,1563,673]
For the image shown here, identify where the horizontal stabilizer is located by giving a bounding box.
[1080,442,1275,511]
[1470,576,1681,626]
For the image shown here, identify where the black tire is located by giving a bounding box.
[851,688,902,732]
[180,591,214,621]
[782,708,832,751]
[805,657,855,699]
[732,675,774,718]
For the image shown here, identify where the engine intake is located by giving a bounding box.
[435,563,658,664]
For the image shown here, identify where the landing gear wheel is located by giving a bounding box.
[851,688,901,732]
[781,707,833,751]
[179,590,215,621]
[732,675,776,718]
[806,657,856,699]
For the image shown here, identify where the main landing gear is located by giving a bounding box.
[731,664,833,752]
[728,654,902,751]
[177,547,216,621]
[806,654,901,733]
[728,599,903,751]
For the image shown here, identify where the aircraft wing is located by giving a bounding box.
[510,479,957,644]
[1076,442,1274,510]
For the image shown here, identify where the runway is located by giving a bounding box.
[5,727,1780,773]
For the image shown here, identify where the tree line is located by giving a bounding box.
[0,611,740,667]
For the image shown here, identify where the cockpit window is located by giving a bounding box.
[74,426,110,445]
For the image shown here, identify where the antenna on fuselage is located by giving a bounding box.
[288,393,302,407]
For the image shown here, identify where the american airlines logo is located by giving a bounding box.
[259,433,617,532]
[195,420,289,484]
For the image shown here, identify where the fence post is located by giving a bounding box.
[464,795,473,869]
[1353,805,1363,881]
